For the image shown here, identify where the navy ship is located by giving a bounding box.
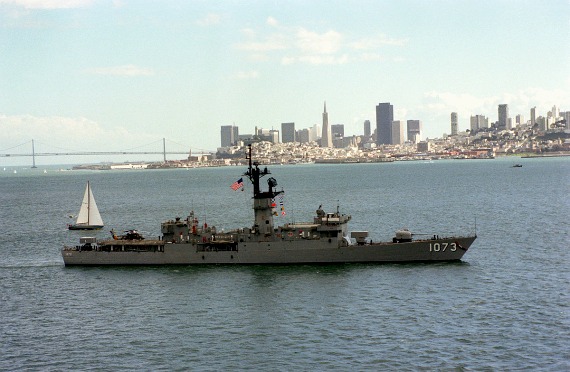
[62,145,476,265]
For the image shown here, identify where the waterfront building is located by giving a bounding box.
[376,102,393,145]
[392,120,405,145]
[417,141,430,153]
[221,125,239,147]
[321,102,332,148]
[282,122,296,143]
[451,112,458,136]
[498,104,510,130]
[407,120,422,143]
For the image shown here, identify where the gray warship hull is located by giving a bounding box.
[62,236,476,266]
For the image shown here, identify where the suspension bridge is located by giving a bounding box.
[0,138,213,167]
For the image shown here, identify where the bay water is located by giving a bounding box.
[1,157,568,370]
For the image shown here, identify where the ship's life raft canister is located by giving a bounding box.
[394,229,413,243]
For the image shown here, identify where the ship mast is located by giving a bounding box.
[244,144,283,235]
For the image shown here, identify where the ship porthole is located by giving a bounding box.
[328,238,332,243]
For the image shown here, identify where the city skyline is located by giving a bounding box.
[0,0,569,165]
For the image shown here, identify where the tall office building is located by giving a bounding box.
[311,124,320,142]
[321,102,332,148]
[561,111,570,129]
[376,102,393,145]
[470,115,488,131]
[331,124,344,138]
[392,120,405,145]
[407,120,422,143]
[498,104,509,129]
[451,112,458,136]
[364,120,371,139]
[220,125,239,147]
[298,128,310,143]
[281,122,296,143]
[530,107,536,126]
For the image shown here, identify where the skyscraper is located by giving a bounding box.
[281,122,296,143]
[376,102,393,145]
[531,107,536,126]
[364,120,371,139]
[470,115,488,131]
[451,112,458,136]
[331,124,344,138]
[392,120,404,145]
[220,125,238,147]
[498,104,509,129]
[407,120,422,143]
[321,102,332,148]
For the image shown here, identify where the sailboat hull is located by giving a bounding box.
[68,224,104,230]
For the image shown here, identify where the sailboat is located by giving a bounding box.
[68,181,104,230]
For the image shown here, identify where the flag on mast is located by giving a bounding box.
[230,178,244,191]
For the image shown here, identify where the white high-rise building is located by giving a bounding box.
[392,120,405,145]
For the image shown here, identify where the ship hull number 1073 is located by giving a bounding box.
[429,242,457,252]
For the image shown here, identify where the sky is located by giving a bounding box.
[1,0,569,166]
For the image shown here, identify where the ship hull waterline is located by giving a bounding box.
[62,236,476,266]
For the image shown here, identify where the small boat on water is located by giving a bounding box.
[68,181,104,230]
[512,164,523,168]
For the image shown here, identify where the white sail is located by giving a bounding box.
[75,182,103,227]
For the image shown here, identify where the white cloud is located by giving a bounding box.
[350,34,409,49]
[282,54,349,66]
[236,20,406,66]
[0,0,93,9]
[235,70,259,80]
[235,33,287,52]
[85,65,154,76]
[196,13,221,27]
[295,28,343,54]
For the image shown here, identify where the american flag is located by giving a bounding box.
[230,178,244,191]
